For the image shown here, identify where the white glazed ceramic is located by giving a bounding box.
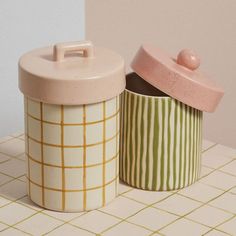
[24,96,120,212]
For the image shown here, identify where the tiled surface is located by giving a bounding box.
[0,134,235,236]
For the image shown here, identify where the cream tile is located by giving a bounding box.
[63,105,83,124]
[105,98,117,118]
[178,182,224,202]
[47,224,94,236]
[118,181,133,195]
[42,103,61,123]
[0,222,8,231]
[99,196,145,218]
[43,210,84,222]
[86,123,103,145]
[199,171,236,190]
[202,140,216,151]
[17,153,26,161]
[64,168,83,190]
[202,152,232,169]
[128,207,177,231]
[106,117,116,139]
[44,165,62,189]
[18,175,26,182]
[217,216,236,235]
[0,159,25,178]
[43,145,61,166]
[64,125,83,146]
[28,117,41,141]
[0,179,26,200]
[86,144,103,165]
[15,213,63,235]
[154,194,201,216]
[230,186,236,194]
[71,210,120,233]
[0,135,13,144]
[200,166,214,178]
[18,134,25,141]
[16,196,43,211]
[102,221,151,236]
[210,192,236,214]
[0,153,10,163]
[27,99,40,118]
[160,218,210,236]
[1,227,29,236]
[86,188,103,210]
[64,147,83,166]
[86,165,103,188]
[0,138,25,156]
[86,102,103,122]
[220,160,236,176]
[187,205,233,227]
[204,144,236,160]
[204,229,229,236]
[43,123,61,145]
[65,192,83,211]
[11,131,24,138]
[0,202,36,225]
[0,173,12,185]
[124,188,172,205]
[0,196,11,207]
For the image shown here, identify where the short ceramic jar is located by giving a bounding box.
[120,45,224,191]
[18,41,125,212]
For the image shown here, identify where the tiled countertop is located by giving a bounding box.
[0,133,236,236]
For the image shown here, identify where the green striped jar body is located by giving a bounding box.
[120,88,203,191]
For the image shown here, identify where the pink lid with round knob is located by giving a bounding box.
[19,41,125,105]
[131,44,224,112]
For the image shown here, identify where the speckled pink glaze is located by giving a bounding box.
[131,45,224,112]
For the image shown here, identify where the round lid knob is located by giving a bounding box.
[177,49,200,70]
[131,44,224,112]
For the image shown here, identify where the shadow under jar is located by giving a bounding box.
[120,72,203,191]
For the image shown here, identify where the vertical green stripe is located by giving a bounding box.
[139,96,145,188]
[189,107,192,185]
[183,104,188,187]
[125,91,130,182]
[134,95,140,187]
[173,100,178,189]
[129,93,134,184]
[160,99,166,190]
[119,93,124,178]
[145,98,152,189]
[152,99,159,190]
[167,99,172,189]
[178,102,183,189]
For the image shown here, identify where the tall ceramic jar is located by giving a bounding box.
[120,45,224,191]
[18,41,125,212]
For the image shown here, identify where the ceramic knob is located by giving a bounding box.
[177,49,200,70]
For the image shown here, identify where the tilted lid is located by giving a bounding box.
[131,44,224,112]
[19,41,125,105]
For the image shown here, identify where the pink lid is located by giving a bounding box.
[19,41,125,105]
[131,45,224,112]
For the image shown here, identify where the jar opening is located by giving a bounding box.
[126,73,169,97]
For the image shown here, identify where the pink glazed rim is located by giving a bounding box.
[19,41,126,105]
[131,44,224,112]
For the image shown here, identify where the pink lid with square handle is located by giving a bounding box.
[131,44,224,112]
[19,41,125,105]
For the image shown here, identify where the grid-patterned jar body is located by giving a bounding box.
[24,96,120,212]
[120,89,203,191]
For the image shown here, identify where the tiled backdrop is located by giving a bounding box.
[0,133,236,235]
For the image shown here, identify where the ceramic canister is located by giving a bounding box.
[120,45,224,191]
[18,41,125,212]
